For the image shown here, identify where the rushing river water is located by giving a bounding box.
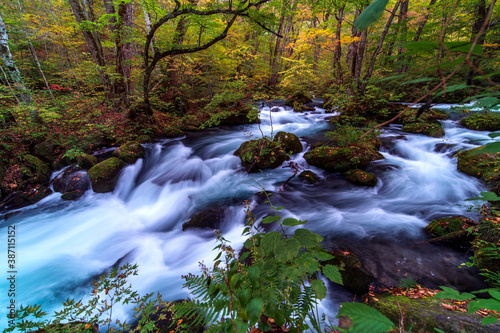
[0,104,496,330]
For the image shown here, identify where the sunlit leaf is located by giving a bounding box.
[322,264,342,284]
[470,142,500,155]
[467,191,500,202]
[311,279,327,299]
[282,218,306,227]
[435,286,476,300]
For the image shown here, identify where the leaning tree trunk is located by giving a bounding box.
[0,12,40,122]
[396,0,410,73]
[467,0,487,83]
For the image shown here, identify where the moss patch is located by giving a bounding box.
[87,157,127,193]
[112,142,145,164]
[425,217,475,248]
[304,145,382,173]
[371,293,500,332]
[344,169,378,186]
[298,170,319,184]
[24,154,52,184]
[76,154,97,170]
[234,138,289,171]
[456,146,500,184]
[460,112,500,131]
[402,121,445,137]
[274,131,302,154]
[324,251,373,296]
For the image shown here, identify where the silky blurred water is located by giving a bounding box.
[0,105,493,330]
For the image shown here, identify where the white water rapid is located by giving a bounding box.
[0,104,494,330]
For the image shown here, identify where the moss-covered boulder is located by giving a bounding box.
[456,146,500,184]
[76,153,97,169]
[424,216,475,248]
[304,145,383,173]
[398,108,449,124]
[87,157,127,193]
[285,92,313,112]
[402,121,445,137]
[34,139,61,163]
[460,112,500,131]
[112,142,145,164]
[24,154,52,184]
[274,131,302,154]
[344,169,378,186]
[234,138,289,171]
[325,251,374,296]
[371,293,500,333]
[298,170,319,184]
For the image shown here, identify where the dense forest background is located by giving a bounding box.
[0,0,499,204]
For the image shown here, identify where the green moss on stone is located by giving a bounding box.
[24,154,52,184]
[402,121,445,137]
[298,170,319,184]
[372,293,500,332]
[456,146,500,183]
[304,145,382,173]
[324,251,373,296]
[344,169,378,186]
[460,112,500,131]
[112,142,145,164]
[274,131,302,154]
[234,138,289,171]
[87,157,127,193]
[77,154,97,170]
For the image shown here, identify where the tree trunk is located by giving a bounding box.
[0,12,36,116]
[69,0,112,97]
[354,29,367,88]
[467,0,487,84]
[346,8,361,75]
[269,8,286,86]
[402,0,437,73]
[333,5,345,84]
[396,0,409,73]
[360,1,400,94]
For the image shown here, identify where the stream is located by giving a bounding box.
[0,103,496,330]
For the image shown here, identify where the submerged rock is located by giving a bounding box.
[182,206,225,231]
[0,185,52,211]
[298,170,319,184]
[285,92,313,112]
[344,169,378,186]
[87,157,127,193]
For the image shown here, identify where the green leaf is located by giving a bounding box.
[294,228,323,248]
[488,132,500,139]
[311,279,327,299]
[401,78,436,85]
[322,264,343,285]
[435,286,476,301]
[282,218,306,227]
[470,142,500,155]
[313,251,334,261]
[467,191,500,202]
[338,302,394,333]
[376,74,406,83]
[248,266,261,288]
[488,289,500,301]
[260,231,281,255]
[275,238,301,262]
[261,215,281,224]
[482,316,498,325]
[246,297,264,323]
[237,288,252,307]
[354,0,390,30]
[435,83,469,96]
[434,329,446,333]
[296,253,320,274]
[477,97,500,108]
[468,298,500,313]
[443,41,482,55]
